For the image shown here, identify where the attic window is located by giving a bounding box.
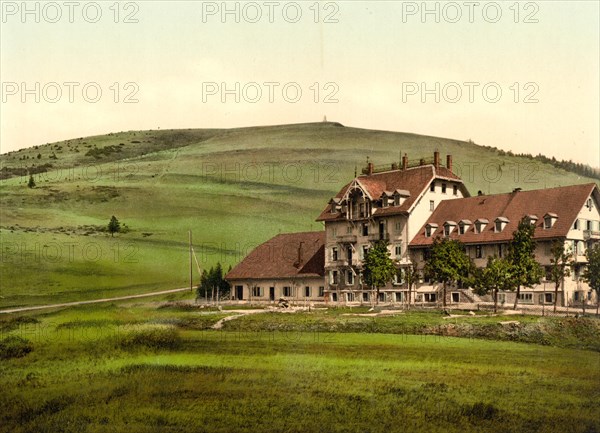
[458,220,471,235]
[444,221,457,237]
[453,185,458,196]
[544,213,558,229]
[430,182,435,192]
[475,219,489,234]
[587,198,593,210]
[394,195,400,206]
[494,217,509,233]
[425,223,438,238]
[527,214,538,226]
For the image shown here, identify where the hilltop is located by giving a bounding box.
[1,122,598,308]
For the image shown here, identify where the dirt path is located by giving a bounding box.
[0,287,192,314]
[211,309,271,329]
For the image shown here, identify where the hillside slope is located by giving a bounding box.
[1,122,598,308]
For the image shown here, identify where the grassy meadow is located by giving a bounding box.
[1,122,599,308]
[1,300,599,433]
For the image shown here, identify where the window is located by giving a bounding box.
[574,291,581,302]
[497,244,504,258]
[441,183,447,194]
[475,245,483,259]
[429,200,435,211]
[430,182,435,192]
[517,293,533,304]
[346,270,354,285]
[318,286,325,297]
[498,293,506,304]
[332,293,338,302]
[378,292,385,302]
[359,203,365,218]
[453,185,458,196]
[283,286,294,297]
[362,224,369,236]
[362,245,369,259]
[539,293,553,304]
[395,221,402,233]
[330,271,338,285]
[587,220,593,231]
[347,225,353,234]
[495,221,502,232]
[394,196,400,206]
[544,214,557,229]
[332,227,337,237]
[459,224,466,235]
[393,270,403,285]
[395,243,402,257]
[425,224,437,237]
[424,293,437,302]
[395,292,404,302]
[332,247,338,261]
[304,286,311,297]
[252,286,263,297]
[346,293,355,302]
[451,292,460,303]
[573,219,580,230]
[362,292,370,302]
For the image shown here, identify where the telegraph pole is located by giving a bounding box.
[189,230,193,292]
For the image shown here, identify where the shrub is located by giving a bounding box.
[0,336,34,359]
[118,326,181,351]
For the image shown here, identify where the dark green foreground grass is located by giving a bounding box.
[0,303,599,433]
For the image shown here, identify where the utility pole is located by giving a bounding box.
[189,230,193,292]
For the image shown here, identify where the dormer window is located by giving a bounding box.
[453,185,458,196]
[459,219,472,235]
[544,213,558,229]
[527,214,538,226]
[494,217,509,233]
[475,218,489,234]
[444,221,457,237]
[425,223,438,238]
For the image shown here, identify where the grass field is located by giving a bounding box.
[1,123,599,308]
[1,300,599,433]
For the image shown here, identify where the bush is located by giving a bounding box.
[0,336,34,359]
[118,326,181,351]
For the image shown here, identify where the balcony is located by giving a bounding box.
[583,230,600,240]
[337,234,357,243]
[326,259,349,268]
[367,233,389,242]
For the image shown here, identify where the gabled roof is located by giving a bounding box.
[226,231,325,280]
[316,164,467,221]
[411,183,599,246]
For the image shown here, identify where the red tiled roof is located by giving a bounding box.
[410,183,598,247]
[226,231,325,280]
[316,165,466,221]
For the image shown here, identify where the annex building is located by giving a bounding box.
[226,151,600,307]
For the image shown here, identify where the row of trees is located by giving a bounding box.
[363,216,600,312]
[197,263,231,300]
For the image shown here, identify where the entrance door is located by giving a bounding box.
[235,285,243,300]
[269,287,275,301]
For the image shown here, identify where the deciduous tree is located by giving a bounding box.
[549,240,573,313]
[424,237,473,308]
[508,217,543,309]
[363,240,396,305]
[582,243,600,316]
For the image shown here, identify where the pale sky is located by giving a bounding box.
[1,1,599,167]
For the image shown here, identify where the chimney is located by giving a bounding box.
[434,151,440,169]
[446,154,453,172]
[367,162,374,175]
[419,158,425,166]
[402,153,408,170]
[391,162,398,170]
[294,241,304,268]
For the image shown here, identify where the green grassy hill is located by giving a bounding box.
[1,122,598,308]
